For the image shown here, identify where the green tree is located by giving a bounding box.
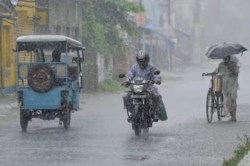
[82,0,143,56]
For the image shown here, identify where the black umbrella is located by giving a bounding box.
[205,42,247,59]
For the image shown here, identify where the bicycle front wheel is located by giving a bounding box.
[206,90,214,123]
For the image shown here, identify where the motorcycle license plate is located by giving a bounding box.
[131,94,146,98]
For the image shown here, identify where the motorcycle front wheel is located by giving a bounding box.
[133,123,141,136]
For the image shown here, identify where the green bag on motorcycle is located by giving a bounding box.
[159,102,168,121]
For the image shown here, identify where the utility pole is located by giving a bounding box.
[194,0,201,24]
[138,0,146,51]
[167,0,171,25]
[139,0,142,6]
[192,0,203,65]
[167,0,172,71]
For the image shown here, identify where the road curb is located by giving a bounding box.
[161,72,184,80]
[0,96,18,118]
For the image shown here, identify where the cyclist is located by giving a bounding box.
[214,55,240,121]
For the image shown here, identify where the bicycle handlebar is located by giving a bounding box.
[202,73,214,76]
[202,72,224,77]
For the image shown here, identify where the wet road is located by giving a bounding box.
[1,61,250,166]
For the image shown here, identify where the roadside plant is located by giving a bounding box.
[82,0,143,57]
[100,79,122,92]
[222,135,250,166]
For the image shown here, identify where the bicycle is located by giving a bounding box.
[202,72,224,123]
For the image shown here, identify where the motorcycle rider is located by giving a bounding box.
[123,50,162,122]
[214,55,240,121]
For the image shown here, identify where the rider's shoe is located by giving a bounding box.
[230,113,237,122]
[153,114,159,122]
[227,117,236,122]
[127,116,132,122]
[221,111,230,117]
[221,109,230,118]
[232,118,237,122]
[230,117,237,122]
[220,113,225,117]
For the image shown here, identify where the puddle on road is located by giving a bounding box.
[125,154,149,162]
[0,114,7,118]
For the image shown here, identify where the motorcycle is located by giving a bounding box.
[119,70,160,136]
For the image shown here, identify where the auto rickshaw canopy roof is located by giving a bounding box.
[16,35,85,51]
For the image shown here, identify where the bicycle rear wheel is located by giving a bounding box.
[217,94,223,121]
[206,90,214,123]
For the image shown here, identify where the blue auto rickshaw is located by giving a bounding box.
[16,35,85,132]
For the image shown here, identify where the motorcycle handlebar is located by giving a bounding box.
[121,82,130,87]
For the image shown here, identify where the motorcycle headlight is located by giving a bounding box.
[132,85,144,93]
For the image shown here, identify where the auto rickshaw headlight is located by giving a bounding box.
[56,64,66,77]
[19,64,28,78]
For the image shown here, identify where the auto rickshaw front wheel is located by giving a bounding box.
[20,109,30,132]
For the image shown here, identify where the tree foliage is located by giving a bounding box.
[81,0,143,56]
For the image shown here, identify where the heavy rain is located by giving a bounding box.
[1,0,250,166]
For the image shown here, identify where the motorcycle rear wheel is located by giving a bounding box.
[142,127,149,134]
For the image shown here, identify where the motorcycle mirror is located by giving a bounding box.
[118,73,126,78]
[154,70,160,75]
